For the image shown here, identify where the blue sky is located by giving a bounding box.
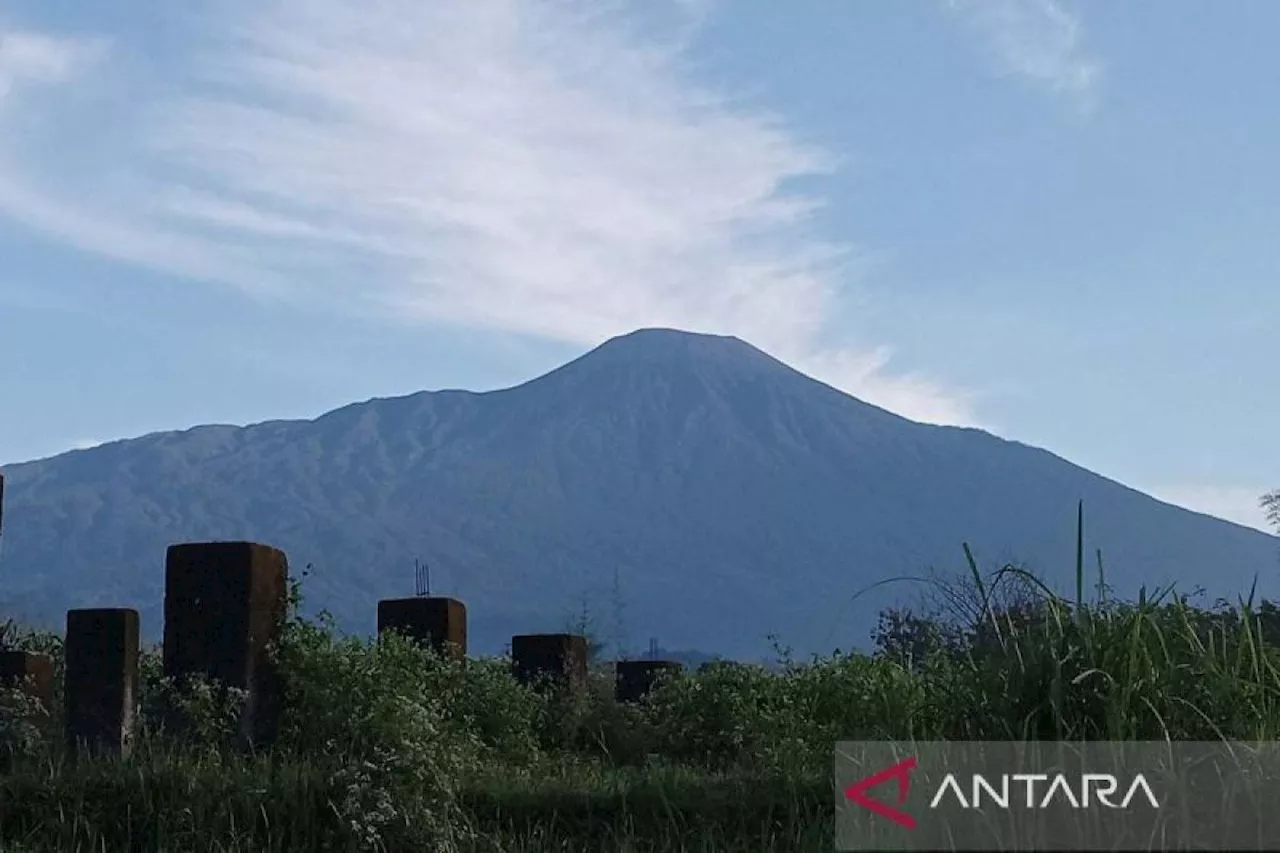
[0,0,1275,531]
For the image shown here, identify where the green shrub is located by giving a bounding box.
[274,613,470,849]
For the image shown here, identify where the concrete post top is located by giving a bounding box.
[512,632,585,642]
[67,607,140,628]
[380,595,465,601]
[166,541,287,558]
[67,607,139,615]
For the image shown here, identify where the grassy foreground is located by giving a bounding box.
[3,547,1280,851]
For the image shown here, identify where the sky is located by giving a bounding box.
[0,0,1275,532]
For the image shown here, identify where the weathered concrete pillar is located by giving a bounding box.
[377,597,467,659]
[615,659,683,703]
[163,542,288,747]
[65,608,139,757]
[511,633,588,690]
[0,650,54,714]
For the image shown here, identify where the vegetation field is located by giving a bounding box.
[3,537,1280,852]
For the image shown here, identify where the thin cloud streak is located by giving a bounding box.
[947,0,1101,109]
[0,4,980,426]
[0,29,106,95]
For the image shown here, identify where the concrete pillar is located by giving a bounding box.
[615,659,683,703]
[163,541,288,747]
[511,633,588,690]
[0,650,54,714]
[377,596,467,659]
[65,608,139,756]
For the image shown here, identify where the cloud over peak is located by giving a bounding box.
[0,2,979,426]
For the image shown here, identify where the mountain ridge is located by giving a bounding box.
[0,328,1274,657]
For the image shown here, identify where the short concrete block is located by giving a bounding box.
[511,633,588,689]
[377,597,467,659]
[615,659,683,703]
[163,541,288,746]
[65,608,139,756]
[0,650,54,714]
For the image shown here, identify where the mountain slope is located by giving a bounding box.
[1,328,1275,658]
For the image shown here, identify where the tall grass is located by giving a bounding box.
[2,517,1280,851]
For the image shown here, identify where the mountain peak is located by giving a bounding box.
[592,327,760,359]
[547,327,790,382]
[502,328,813,411]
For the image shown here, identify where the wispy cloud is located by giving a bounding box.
[0,29,105,95]
[0,3,979,426]
[946,0,1101,109]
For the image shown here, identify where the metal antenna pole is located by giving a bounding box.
[414,558,431,597]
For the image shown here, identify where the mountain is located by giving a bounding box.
[0,328,1275,658]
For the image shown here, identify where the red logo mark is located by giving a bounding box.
[843,756,918,829]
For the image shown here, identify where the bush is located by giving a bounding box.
[274,613,471,849]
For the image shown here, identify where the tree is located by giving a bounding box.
[872,606,960,671]
[565,595,606,664]
[1263,490,1280,533]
